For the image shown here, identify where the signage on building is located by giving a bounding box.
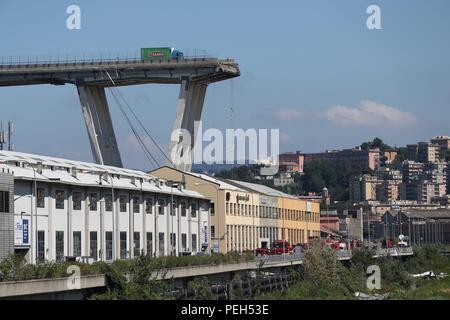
[23,219,29,244]
[260,196,268,205]
[236,194,250,203]
[14,217,30,247]
[202,222,208,244]
[211,241,219,253]
[260,195,277,206]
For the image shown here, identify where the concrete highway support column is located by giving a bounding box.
[77,85,123,168]
[169,79,208,172]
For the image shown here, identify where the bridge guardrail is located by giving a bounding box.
[375,246,414,257]
[0,50,214,66]
[256,247,412,264]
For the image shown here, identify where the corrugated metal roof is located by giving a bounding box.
[0,151,146,177]
[149,166,246,192]
[400,209,450,219]
[227,179,296,198]
[188,172,246,191]
[0,151,204,199]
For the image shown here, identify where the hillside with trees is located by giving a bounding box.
[214,160,371,202]
[213,138,404,203]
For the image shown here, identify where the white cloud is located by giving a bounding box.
[280,132,292,142]
[273,108,304,122]
[322,101,417,128]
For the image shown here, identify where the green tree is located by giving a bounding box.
[297,160,371,201]
[360,137,392,152]
[187,277,215,300]
[258,244,364,300]
[404,245,450,274]
[91,255,173,300]
[394,147,408,163]
[441,150,450,162]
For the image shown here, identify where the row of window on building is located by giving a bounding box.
[224,224,321,253]
[0,191,9,213]
[35,188,199,217]
[225,202,319,222]
[225,224,263,252]
[35,230,199,263]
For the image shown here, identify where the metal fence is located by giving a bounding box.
[256,253,304,264]
[255,250,355,264]
[0,49,213,66]
[255,247,411,264]
[375,246,414,257]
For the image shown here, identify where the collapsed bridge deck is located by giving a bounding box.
[0,55,240,171]
[0,58,240,87]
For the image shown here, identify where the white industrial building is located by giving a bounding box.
[0,151,210,264]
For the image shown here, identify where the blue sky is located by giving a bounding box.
[1,0,449,170]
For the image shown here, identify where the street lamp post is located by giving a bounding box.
[383,213,388,242]
[408,218,411,246]
[170,183,174,256]
[194,183,218,255]
[109,173,116,260]
[282,205,285,260]
[29,163,38,264]
[166,181,182,256]
[266,191,286,261]
[249,193,256,257]
[368,217,371,247]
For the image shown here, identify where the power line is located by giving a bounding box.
[108,87,160,169]
[103,68,159,168]
[229,80,236,180]
[103,69,175,168]
[114,87,175,167]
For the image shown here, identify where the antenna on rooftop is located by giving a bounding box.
[0,121,5,150]
[7,121,13,151]
[0,120,13,151]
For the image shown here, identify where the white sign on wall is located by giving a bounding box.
[211,240,219,253]
[14,216,29,247]
[202,222,208,244]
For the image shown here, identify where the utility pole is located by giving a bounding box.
[408,218,411,246]
[166,181,177,256]
[172,186,175,256]
[383,214,386,241]
[368,216,371,246]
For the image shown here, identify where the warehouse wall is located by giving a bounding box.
[0,171,14,261]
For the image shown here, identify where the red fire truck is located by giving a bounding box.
[255,240,293,256]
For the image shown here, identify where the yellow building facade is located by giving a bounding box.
[277,196,321,244]
[227,180,321,245]
[150,167,320,253]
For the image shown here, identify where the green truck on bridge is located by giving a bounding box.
[141,47,184,61]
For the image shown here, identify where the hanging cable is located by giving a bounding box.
[229,79,236,180]
[212,84,216,173]
[114,88,175,167]
[103,69,175,168]
[108,87,160,169]
[106,76,159,168]
[103,69,160,169]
